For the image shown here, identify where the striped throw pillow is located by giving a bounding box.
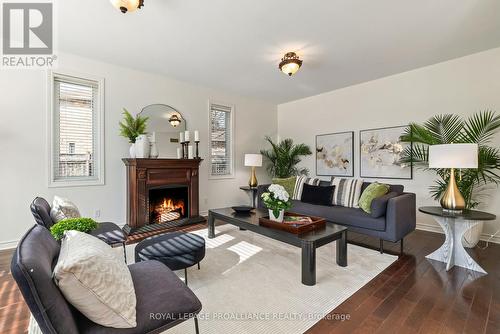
[330,177,364,208]
[293,176,320,200]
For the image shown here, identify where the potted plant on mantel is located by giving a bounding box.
[119,108,149,158]
[400,111,500,247]
[261,184,292,222]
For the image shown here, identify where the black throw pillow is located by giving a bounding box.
[300,183,335,206]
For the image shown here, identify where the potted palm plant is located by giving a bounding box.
[400,111,500,247]
[260,136,312,178]
[119,108,149,158]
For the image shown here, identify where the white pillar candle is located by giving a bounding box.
[194,130,199,142]
[188,145,194,159]
[151,131,156,143]
[179,132,184,143]
[177,147,182,159]
[185,131,190,142]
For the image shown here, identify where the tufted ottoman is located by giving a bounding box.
[135,232,206,285]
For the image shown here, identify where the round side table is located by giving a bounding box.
[419,206,496,274]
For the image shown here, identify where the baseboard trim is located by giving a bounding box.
[416,222,500,244]
[0,239,19,251]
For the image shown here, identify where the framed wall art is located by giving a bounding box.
[359,125,412,179]
[316,131,354,177]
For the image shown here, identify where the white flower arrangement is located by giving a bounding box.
[261,184,292,218]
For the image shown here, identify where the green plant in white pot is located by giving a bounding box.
[261,184,292,222]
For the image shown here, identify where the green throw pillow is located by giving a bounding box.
[272,177,297,197]
[359,182,390,214]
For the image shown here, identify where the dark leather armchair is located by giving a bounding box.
[11,225,202,334]
[30,197,128,259]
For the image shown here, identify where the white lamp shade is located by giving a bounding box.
[244,154,263,167]
[428,144,478,169]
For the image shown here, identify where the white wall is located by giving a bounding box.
[278,47,500,242]
[0,52,277,249]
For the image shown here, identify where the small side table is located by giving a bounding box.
[419,206,496,274]
[239,186,259,208]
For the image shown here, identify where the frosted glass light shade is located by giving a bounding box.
[244,154,262,167]
[110,0,140,13]
[428,144,478,169]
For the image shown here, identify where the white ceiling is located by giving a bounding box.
[58,0,500,103]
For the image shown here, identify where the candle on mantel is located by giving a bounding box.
[194,130,199,142]
[179,132,184,143]
[185,131,190,142]
[188,145,194,159]
[177,147,182,159]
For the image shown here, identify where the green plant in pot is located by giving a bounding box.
[119,108,149,158]
[50,218,98,241]
[400,111,500,246]
[260,136,312,195]
[261,184,292,222]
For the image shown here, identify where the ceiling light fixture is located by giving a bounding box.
[168,114,182,127]
[110,0,144,14]
[279,52,303,76]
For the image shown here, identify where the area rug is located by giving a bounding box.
[123,225,397,334]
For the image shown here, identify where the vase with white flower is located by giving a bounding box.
[261,184,292,222]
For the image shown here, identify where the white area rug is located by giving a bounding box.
[123,225,397,334]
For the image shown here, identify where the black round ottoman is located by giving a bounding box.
[134,232,205,285]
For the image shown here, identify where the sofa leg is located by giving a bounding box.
[380,239,384,254]
[194,315,200,334]
[400,238,404,255]
[197,262,201,270]
[122,242,127,263]
[184,268,188,286]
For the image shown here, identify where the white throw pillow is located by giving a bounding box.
[50,196,81,222]
[53,231,137,328]
[293,176,321,200]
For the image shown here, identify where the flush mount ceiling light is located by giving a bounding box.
[168,114,182,127]
[110,0,144,14]
[279,52,303,76]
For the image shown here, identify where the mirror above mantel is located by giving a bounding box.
[140,104,186,158]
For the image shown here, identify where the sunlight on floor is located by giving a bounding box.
[193,229,235,249]
[227,241,263,265]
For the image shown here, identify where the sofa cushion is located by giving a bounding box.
[370,192,399,218]
[50,196,81,223]
[292,176,320,200]
[78,261,202,334]
[300,184,335,206]
[290,200,386,231]
[330,177,364,208]
[359,182,390,214]
[361,182,404,195]
[53,230,137,328]
[272,177,297,198]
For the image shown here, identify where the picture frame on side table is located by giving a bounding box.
[316,131,354,177]
[359,125,412,179]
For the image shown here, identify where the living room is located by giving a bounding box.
[1,1,500,333]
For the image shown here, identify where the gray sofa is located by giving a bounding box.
[257,181,416,254]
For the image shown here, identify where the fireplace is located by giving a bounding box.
[148,186,188,224]
[123,158,204,236]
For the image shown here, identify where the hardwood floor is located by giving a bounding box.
[1,225,499,334]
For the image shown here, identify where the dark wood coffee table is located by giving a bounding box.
[208,208,348,286]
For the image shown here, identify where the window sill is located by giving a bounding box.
[209,175,235,181]
[48,178,104,188]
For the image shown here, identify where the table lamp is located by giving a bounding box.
[428,143,478,212]
[244,154,263,188]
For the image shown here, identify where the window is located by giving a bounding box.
[209,102,234,177]
[48,71,104,187]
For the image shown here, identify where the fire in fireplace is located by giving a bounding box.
[148,186,188,224]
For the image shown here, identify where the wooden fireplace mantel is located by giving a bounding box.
[123,158,203,230]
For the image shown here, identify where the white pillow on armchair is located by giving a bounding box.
[50,196,81,222]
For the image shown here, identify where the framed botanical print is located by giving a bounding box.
[359,125,412,179]
[316,131,354,177]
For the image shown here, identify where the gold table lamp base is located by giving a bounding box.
[248,166,258,188]
[440,168,466,213]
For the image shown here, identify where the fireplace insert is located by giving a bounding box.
[148,185,189,224]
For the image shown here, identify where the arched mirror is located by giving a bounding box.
[140,104,186,158]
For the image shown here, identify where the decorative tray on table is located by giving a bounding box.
[259,212,326,234]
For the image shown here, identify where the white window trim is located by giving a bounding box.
[47,70,105,187]
[208,100,235,180]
